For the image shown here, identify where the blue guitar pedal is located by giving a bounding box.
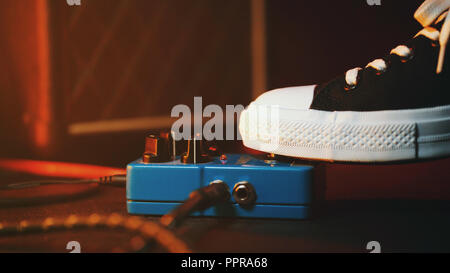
[126,134,316,219]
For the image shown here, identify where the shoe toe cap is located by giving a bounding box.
[252,85,316,110]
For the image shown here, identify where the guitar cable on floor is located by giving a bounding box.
[0,176,230,253]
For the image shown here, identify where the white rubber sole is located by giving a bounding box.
[239,103,450,162]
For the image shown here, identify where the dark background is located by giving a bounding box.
[0,0,450,252]
[266,0,423,88]
[0,0,428,165]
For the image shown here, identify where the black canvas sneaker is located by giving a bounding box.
[239,0,450,162]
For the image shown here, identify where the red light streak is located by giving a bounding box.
[0,159,125,179]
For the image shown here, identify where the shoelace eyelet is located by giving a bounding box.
[374,68,386,76]
[400,48,415,63]
[431,39,439,47]
[344,84,357,91]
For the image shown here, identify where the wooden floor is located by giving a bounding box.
[1,169,450,253]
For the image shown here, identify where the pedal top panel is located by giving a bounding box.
[127,153,315,219]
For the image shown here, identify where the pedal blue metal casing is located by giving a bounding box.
[127,154,314,219]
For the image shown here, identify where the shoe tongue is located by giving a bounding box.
[414,0,450,27]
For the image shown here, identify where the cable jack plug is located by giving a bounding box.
[98,175,127,187]
[160,180,230,229]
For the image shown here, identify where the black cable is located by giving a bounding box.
[0,175,127,207]
[160,181,230,229]
[0,213,192,253]
[0,179,231,252]
[0,174,127,190]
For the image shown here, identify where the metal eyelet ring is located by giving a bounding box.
[375,70,385,76]
[344,83,357,91]
[400,48,414,63]
[431,39,439,48]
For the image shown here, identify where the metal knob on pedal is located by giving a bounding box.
[181,137,211,164]
[142,134,171,163]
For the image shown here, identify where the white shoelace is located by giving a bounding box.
[345,0,450,88]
